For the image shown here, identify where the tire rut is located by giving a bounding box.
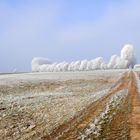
[129,71,140,140]
[42,72,129,140]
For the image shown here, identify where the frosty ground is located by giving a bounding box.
[0,70,140,140]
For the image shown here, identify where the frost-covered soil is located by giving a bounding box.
[135,72,140,96]
[80,89,130,140]
[0,70,129,140]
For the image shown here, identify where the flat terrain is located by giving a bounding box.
[0,70,140,140]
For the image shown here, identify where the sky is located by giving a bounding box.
[0,0,140,72]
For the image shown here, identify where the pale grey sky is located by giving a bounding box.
[0,0,140,72]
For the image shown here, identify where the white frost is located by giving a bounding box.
[79,89,128,139]
[31,44,136,72]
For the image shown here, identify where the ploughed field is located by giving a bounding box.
[0,70,140,140]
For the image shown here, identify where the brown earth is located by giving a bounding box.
[129,71,140,140]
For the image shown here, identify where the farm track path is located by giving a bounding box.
[130,71,140,140]
[43,72,130,140]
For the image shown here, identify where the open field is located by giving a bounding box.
[0,70,140,140]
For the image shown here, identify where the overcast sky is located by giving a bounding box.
[0,0,140,72]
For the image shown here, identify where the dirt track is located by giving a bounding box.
[129,72,140,140]
[42,71,140,140]
[43,72,130,140]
